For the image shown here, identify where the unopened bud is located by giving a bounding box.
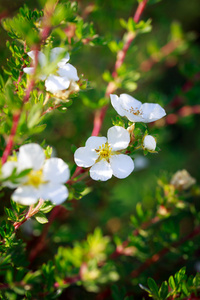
[143,135,156,151]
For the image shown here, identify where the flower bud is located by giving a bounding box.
[143,135,156,151]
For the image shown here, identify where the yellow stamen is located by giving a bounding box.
[96,143,112,161]
[26,170,44,188]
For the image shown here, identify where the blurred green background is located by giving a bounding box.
[0,0,200,298]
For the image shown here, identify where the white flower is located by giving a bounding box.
[23,47,79,94]
[110,93,166,123]
[170,170,196,190]
[1,143,70,205]
[143,135,156,151]
[74,126,134,181]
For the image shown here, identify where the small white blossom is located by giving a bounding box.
[74,126,134,181]
[170,170,196,190]
[110,93,166,123]
[1,143,70,205]
[23,47,79,94]
[143,135,156,151]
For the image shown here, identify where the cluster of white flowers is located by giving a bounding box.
[1,144,70,206]
[1,50,167,206]
[74,93,166,181]
[24,47,79,94]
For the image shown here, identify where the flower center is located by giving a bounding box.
[96,143,112,161]
[27,170,44,188]
[129,106,142,116]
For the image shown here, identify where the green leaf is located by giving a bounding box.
[34,212,48,224]
[159,281,168,299]
[168,276,176,290]
[147,278,159,297]
[40,201,54,214]
[27,103,43,129]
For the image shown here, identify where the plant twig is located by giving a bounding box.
[13,199,44,230]
[91,0,148,137]
[131,224,200,278]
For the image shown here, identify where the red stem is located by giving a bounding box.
[91,0,148,137]
[1,112,20,165]
[133,0,148,23]
[131,224,200,278]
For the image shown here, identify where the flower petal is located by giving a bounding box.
[74,147,98,167]
[90,160,113,181]
[40,183,69,205]
[110,154,134,179]
[141,103,166,122]
[119,94,143,122]
[58,63,79,81]
[86,136,107,150]
[45,75,70,93]
[120,93,142,109]
[43,158,70,183]
[27,50,47,67]
[17,143,45,172]
[107,126,130,150]
[12,186,39,205]
[50,47,70,66]
[1,161,19,188]
[110,94,126,117]
[23,67,34,75]
[1,161,17,178]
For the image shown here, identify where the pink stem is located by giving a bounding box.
[91,0,148,137]
[1,113,20,165]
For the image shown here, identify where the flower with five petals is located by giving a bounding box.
[110,93,166,123]
[1,143,70,205]
[74,126,134,181]
[23,47,79,94]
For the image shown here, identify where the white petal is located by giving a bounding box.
[141,103,166,123]
[143,135,156,151]
[43,158,70,183]
[1,161,17,178]
[58,64,79,81]
[23,67,34,75]
[45,75,70,93]
[40,183,68,205]
[1,161,27,188]
[50,47,70,66]
[120,93,142,109]
[17,143,45,172]
[27,50,47,67]
[90,160,113,181]
[86,136,107,150]
[12,186,39,205]
[119,94,143,122]
[107,126,130,151]
[74,147,98,168]
[110,94,125,117]
[110,154,134,179]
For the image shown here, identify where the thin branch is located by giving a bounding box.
[1,112,20,165]
[91,0,148,137]
[13,199,44,230]
[131,224,200,278]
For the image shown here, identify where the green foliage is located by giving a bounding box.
[140,268,200,299]
[0,0,199,299]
